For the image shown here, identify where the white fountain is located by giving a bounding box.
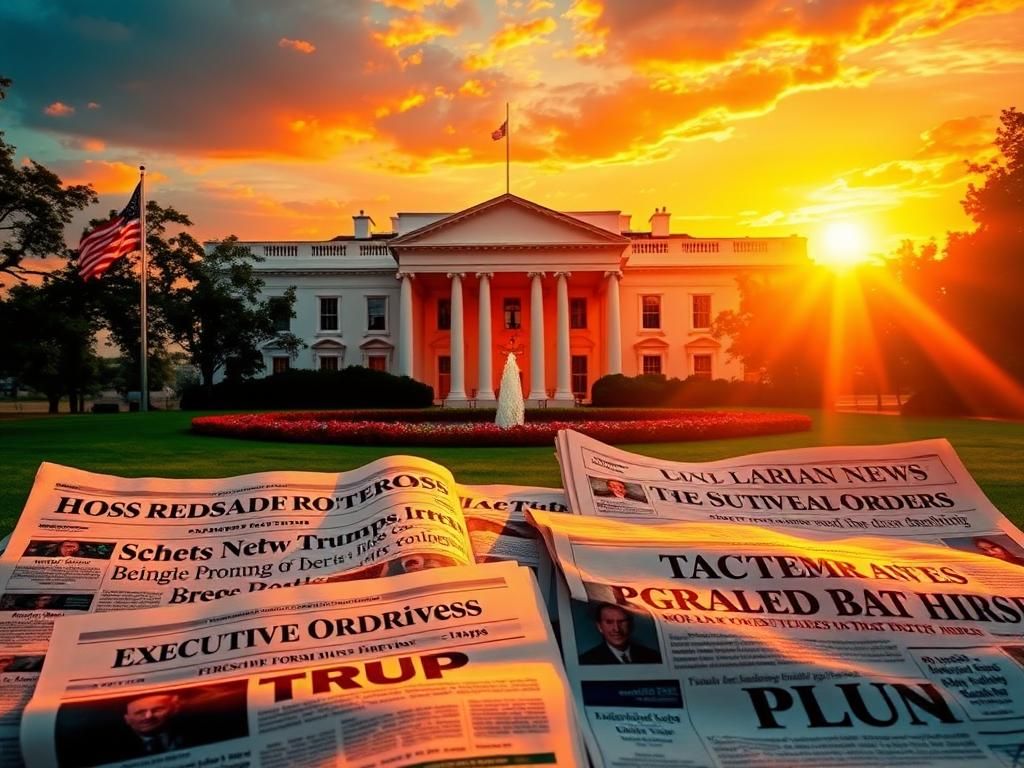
[495,352,526,428]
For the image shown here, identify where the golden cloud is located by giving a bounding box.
[743,111,1000,229]
[374,13,461,48]
[458,78,488,96]
[563,0,607,59]
[278,37,316,54]
[491,16,557,51]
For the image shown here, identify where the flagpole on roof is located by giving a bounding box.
[505,102,510,194]
[139,165,148,413]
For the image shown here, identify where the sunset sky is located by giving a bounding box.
[2,0,1022,263]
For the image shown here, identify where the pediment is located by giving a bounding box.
[311,338,346,350]
[360,337,395,350]
[685,336,721,350]
[390,194,628,250]
[633,336,669,350]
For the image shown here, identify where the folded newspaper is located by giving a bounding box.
[528,509,1024,768]
[20,560,585,767]
[555,430,1024,553]
[0,458,567,767]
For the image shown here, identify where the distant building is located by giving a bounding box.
[209,193,806,405]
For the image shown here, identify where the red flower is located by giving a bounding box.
[191,410,811,446]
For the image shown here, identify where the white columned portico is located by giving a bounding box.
[553,272,573,404]
[476,272,496,404]
[527,272,547,402]
[447,272,467,402]
[605,270,622,375]
[396,272,414,378]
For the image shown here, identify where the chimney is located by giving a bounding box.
[353,209,375,240]
[649,206,670,237]
[390,215,399,234]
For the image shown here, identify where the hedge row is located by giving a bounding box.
[181,368,434,410]
[590,374,822,408]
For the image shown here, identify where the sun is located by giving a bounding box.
[817,221,871,269]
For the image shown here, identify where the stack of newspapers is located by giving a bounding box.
[2,431,1024,767]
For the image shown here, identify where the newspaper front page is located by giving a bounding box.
[529,510,1024,768]
[556,430,1024,557]
[0,461,555,766]
[20,561,585,768]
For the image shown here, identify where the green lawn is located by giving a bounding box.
[2,409,1023,535]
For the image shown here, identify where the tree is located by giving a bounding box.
[0,77,96,281]
[0,267,102,412]
[942,108,1024,383]
[154,235,303,392]
[712,268,832,404]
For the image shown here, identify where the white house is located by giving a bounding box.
[210,193,806,405]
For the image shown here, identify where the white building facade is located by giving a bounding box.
[217,194,806,405]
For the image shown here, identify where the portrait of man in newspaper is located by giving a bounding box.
[22,539,114,559]
[0,592,93,611]
[0,654,44,672]
[54,680,248,767]
[942,534,1024,566]
[576,601,662,665]
[589,476,649,504]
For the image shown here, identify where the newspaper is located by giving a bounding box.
[0,461,566,767]
[457,482,567,570]
[528,509,1024,767]
[20,560,585,767]
[555,430,1024,557]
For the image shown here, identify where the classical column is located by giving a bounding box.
[396,272,414,378]
[447,272,467,402]
[476,272,496,403]
[553,271,573,404]
[605,270,622,375]
[528,271,547,401]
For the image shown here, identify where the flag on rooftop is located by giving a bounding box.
[492,120,507,141]
[77,182,142,281]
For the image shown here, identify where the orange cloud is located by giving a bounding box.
[44,101,74,117]
[916,115,998,159]
[60,137,106,152]
[278,37,316,53]
[63,161,168,194]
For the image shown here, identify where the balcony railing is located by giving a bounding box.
[630,237,802,262]
[226,242,394,260]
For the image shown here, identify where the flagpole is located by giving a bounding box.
[505,102,510,194]
[139,165,148,413]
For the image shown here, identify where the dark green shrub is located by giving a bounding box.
[181,367,434,410]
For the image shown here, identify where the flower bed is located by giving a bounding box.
[191,409,811,447]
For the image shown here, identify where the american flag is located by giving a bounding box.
[78,182,142,280]
[491,120,507,141]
